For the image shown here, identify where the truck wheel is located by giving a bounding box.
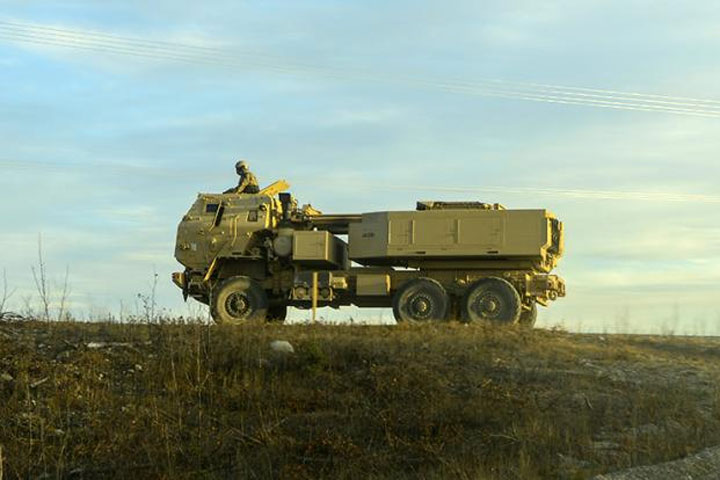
[518,301,538,328]
[392,278,449,323]
[267,304,288,323]
[463,277,521,324]
[210,276,268,324]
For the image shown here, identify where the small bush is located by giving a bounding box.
[0,320,718,479]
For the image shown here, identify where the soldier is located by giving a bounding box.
[225,160,260,194]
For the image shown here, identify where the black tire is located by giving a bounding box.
[518,301,538,328]
[392,278,449,323]
[210,276,268,324]
[463,277,521,324]
[267,304,288,323]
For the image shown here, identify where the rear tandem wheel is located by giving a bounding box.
[392,278,449,323]
[462,277,522,325]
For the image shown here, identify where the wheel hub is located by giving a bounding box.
[226,292,251,318]
[473,293,503,319]
[409,294,434,320]
[414,298,429,313]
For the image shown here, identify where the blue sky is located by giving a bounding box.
[1,1,719,332]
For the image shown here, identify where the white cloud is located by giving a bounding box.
[582,226,720,261]
[2,2,720,332]
[320,107,405,127]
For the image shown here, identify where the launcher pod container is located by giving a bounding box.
[173,181,565,326]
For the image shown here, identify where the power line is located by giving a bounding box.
[477,78,720,107]
[4,19,720,109]
[0,20,298,65]
[2,20,720,118]
[446,79,720,111]
[406,78,720,118]
[3,28,719,119]
[0,23,347,77]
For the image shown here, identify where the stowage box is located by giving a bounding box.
[293,230,348,269]
[348,209,557,264]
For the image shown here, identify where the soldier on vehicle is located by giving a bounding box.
[225,160,260,194]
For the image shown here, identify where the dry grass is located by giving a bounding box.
[1,319,719,479]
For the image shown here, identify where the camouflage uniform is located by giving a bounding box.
[236,170,259,194]
[226,160,260,194]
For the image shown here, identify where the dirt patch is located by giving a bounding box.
[593,445,720,480]
[1,320,720,479]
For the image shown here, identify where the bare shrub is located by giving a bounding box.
[137,269,159,323]
[0,268,16,318]
[29,234,71,321]
[57,266,71,322]
[30,234,50,321]
[1,322,719,479]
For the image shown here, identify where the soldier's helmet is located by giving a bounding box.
[235,160,249,171]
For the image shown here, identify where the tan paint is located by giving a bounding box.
[173,176,566,320]
[349,208,559,270]
[356,274,391,296]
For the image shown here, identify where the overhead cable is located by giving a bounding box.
[2,21,720,118]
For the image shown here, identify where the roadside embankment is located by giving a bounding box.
[1,319,719,479]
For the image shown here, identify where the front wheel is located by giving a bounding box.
[463,277,521,324]
[210,276,268,324]
[392,278,449,323]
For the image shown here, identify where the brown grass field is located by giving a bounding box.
[1,319,719,479]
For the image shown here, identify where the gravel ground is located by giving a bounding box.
[2,318,720,479]
[593,445,720,479]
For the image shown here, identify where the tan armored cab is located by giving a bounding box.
[175,193,278,271]
[173,180,565,326]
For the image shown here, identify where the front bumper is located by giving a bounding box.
[526,274,565,305]
[171,271,189,301]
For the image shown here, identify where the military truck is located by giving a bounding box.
[172,180,565,326]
